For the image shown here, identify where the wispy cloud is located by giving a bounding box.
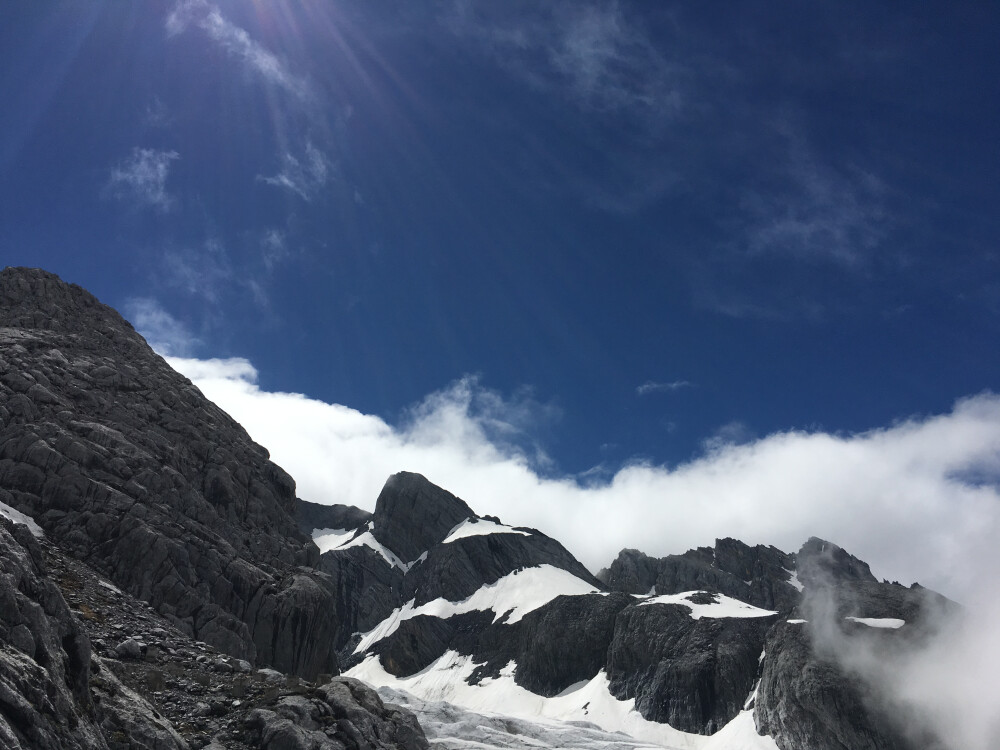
[166,0,310,100]
[258,142,334,201]
[442,0,680,120]
[106,148,179,211]
[143,96,173,128]
[162,239,233,304]
[124,297,199,356]
[636,379,692,396]
[260,228,289,271]
[741,135,888,266]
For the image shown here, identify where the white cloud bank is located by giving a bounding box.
[165,355,1000,605]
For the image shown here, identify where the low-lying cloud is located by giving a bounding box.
[164,354,1000,606]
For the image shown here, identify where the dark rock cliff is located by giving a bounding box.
[606,598,775,733]
[0,267,336,678]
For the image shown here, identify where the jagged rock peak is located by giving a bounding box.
[797,536,877,587]
[371,472,476,562]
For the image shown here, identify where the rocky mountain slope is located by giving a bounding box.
[0,267,336,678]
[0,267,961,749]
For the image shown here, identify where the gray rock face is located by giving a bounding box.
[371,472,475,563]
[0,267,337,678]
[603,538,800,612]
[0,516,187,750]
[606,597,775,734]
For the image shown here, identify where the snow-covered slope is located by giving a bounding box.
[354,657,779,750]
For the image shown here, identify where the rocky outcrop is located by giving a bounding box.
[602,538,801,612]
[796,537,878,587]
[0,516,187,750]
[246,678,428,750]
[0,267,336,678]
[370,472,475,563]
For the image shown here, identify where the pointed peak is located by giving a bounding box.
[371,472,477,562]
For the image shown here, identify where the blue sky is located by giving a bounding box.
[4,2,1000,589]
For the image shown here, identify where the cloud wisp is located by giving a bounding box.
[741,135,888,266]
[166,0,311,101]
[258,142,334,201]
[161,239,234,305]
[636,379,692,396]
[159,353,1000,606]
[106,148,180,211]
[442,0,680,120]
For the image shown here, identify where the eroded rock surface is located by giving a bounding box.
[0,267,336,677]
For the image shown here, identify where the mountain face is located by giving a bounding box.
[1,267,961,750]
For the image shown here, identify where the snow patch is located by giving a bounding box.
[846,616,905,629]
[0,501,43,537]
[640,591,777,620]
[786,619,808,624]
[783,568,804,592]
[354,565,601,654]
[312,527,354,554]
[443,517,531,544]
